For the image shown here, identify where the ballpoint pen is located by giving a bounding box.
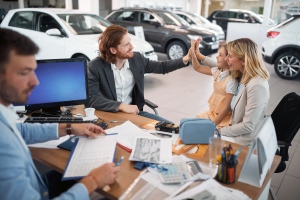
[110,121,125,123]
[116,156,124,166]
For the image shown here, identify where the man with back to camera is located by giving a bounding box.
[86,25,191,122]
[0,28,120,200]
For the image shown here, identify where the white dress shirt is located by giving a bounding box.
[111,59,135,104]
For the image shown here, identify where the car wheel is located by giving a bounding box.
[166,41,187,60]
[156,127,160,131]
[274,51,300,79]
[172,130,175,133]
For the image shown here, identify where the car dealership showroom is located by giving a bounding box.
[0,0,300,200]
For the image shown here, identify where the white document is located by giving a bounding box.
[63,134,117,179]
[168,178,250,200]
[129,136,172,163]
[28,135,70,149]
[106,120,155,151]
[145,130,179,145]
[215,134,235,143]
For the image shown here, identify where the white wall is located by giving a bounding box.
[78,0,99,15]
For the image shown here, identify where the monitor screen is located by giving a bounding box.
[25,58,88,115]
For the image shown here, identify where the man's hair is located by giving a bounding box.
[0,28,39,74]
[227,38,269,84]
[98,25,128,63]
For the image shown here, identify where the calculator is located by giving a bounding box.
[158,161,202,184]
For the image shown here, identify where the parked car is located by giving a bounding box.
[106,8,219,59]
[257,14,277,25]
[262,15,300,79]
[0,8,158,61]
[174,10,225,42]
[207,9,262,36]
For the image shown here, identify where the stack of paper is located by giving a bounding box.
[106,120,155,152]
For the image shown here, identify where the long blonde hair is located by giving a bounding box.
[227,38,269,84]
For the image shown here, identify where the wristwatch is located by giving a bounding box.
[66,123,72,135]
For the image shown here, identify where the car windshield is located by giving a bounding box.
[155,11,190,26]
[57,13,112,35]
[191,13,211,25]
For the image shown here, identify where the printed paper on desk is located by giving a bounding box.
[129,136,172,164]
[168,178,250,200]
[106,120,155,152]
[62,134,117,180]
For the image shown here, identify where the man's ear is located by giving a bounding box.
[109,47,117,55]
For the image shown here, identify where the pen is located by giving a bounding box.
[116,156,124,166]
[110,121,125,123]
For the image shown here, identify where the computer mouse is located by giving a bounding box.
[96,122,108,129]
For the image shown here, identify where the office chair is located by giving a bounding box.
[269,92,300,200]
[271,92,300,173]
[145,99,159,115]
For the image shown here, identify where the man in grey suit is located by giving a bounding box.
[86,25,190,121]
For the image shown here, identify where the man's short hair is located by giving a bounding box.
[98,25,127,64]
[0,28,39,74]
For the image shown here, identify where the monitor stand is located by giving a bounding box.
[29,107,73,117]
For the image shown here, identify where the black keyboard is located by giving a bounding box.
[24,117,97,124]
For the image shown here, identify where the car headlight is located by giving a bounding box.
[187,35,202,41]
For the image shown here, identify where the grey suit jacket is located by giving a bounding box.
[86,52,188,112]
[220,77,270,145]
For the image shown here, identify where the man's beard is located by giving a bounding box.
[116,50,134,59]
[0,78,34,105]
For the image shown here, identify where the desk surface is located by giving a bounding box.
[30,107,281,200]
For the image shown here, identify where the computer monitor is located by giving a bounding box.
[25,58,88,116]
[238,116,278,188]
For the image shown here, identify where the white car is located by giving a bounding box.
[262,15,300,79]
[174,11,225,42]
[0,8,158,61]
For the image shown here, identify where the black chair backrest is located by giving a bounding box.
[271,92,300,151]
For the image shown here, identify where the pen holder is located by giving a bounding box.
[216,161,238,184]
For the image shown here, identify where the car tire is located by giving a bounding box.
[274,51,300,79]
[156,127,160,131]
[166,41,187,60]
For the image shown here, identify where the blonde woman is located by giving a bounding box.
[220,38,270,145]
[190,38,240,129]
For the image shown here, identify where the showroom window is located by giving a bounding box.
[8,11,34,30]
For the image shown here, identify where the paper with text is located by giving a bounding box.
[106,120,155,151]
[129,137,172,163]
[63,134,117,179]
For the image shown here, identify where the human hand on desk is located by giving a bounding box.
[118,103,139,115]
[80,163,120,194]
[58,123,106,137]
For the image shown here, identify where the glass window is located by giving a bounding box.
[115,11,134,22]
[37,14,62,33]
[139,12,156,24]
[8,11,34,30]
[58,13,112,35]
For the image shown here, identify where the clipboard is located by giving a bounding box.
[62,133,118,181]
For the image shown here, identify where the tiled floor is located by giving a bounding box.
[142,52,300,200]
